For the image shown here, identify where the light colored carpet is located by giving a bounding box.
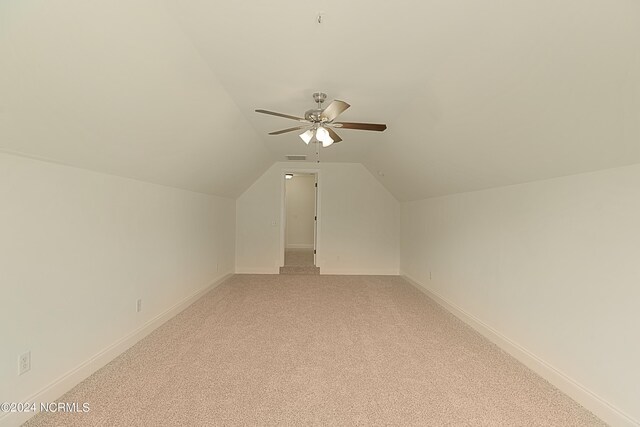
[24,275,604,426]
[284,248,314,266]
[279,265,320,275]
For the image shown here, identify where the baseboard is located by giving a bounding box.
[320,268,399,275]
[285,244,314,249]
[235,268,279,274]
[401,274,639,427]
[0,273,233,427]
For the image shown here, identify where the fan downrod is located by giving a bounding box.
[305,92,328,122]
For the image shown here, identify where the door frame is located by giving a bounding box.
[279,168,321,268]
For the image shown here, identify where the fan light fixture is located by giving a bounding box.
[299,127,334,147]
[285,173,294,180]
[299,129,314,144]
[316,127,334,147]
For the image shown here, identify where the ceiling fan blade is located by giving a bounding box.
[333,122,387,132]
[327,127,342,143]
[255,109,306,122]
[268,126,307,135]
[321,100,350,122]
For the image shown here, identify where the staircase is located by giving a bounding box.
[281,248,319,275]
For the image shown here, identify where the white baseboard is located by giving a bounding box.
[320,268,399,275]
[235,268,279,274]
[0,273,233,427]
[234,267,399,275]
[285,244,314,249]
[401,274,639,427]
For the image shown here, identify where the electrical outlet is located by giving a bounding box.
[136,299,142,313]
[19,351,31,375]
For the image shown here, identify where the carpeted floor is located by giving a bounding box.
[24,275,604,426]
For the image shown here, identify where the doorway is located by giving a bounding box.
[282,172,318,268]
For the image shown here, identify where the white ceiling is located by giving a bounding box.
[2,0,639,201]
[0,1,272,197]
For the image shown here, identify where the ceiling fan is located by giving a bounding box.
[255,92,387,147]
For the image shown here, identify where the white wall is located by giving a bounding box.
[400,163,640,426]
[236,162,400,274]
[285,175,315,249]
[0,152,235,426]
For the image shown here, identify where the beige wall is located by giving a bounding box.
[285,175,315,249]
[236,162,400,275]
[0,152,235,425]
[400,163,640,426]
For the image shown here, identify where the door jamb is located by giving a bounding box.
[280,168,321,268]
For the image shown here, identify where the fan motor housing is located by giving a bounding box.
[304,109,325,123]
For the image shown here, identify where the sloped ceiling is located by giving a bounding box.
[0,0,272,198]
[2,1,639,201]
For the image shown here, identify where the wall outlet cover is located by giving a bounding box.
[19,351,31,375]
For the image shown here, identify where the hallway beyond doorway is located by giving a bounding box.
[280,248,319,275]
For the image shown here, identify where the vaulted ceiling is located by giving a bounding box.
[1,0,639,201]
